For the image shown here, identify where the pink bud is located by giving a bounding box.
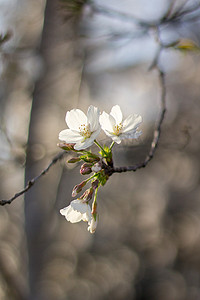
[72,180,87,197]
[81,187,94,202]
[57,143,75,151]
[80,166,92,175]
[92,180,99,190]
[80,163,92,175]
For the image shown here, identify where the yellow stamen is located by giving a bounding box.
[113,122,123,135]
[79,124,91,138]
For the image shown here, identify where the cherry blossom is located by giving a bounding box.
[60,199,92,223]
[88,215,98,233]
[99,105,142,144]
[59,105,101,150]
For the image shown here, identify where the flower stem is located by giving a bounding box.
[109,141,115,150]
[85,173,98,183]
[94,140,106,154]
[93,184,99,208]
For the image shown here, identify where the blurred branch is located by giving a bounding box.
[90,3,153,27]
[0,151,66,206]
[111,25,166,174]
[0,31,12,46]
[90,1,200,28]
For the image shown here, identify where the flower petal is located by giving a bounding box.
[121,130,142,139]
[90,126,101,140]
[59,129,82,143]
[88,216,98,233]
[60,206,83,223]
[60,206,71,216]
[73,127,101,150]
[60,200,92,223]
[71,199,89,214]
[122,114,142,133]
[110,135,122,144]
[71,200,92,222]
[66,109,87,131]
[110,105,123,124]
[99,112,115,132]
[87,105,100,132]
[67,210,84,223]
[74,138,93,150]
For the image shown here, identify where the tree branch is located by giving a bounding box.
[0,151,66,206]
[112,65,166,174]
[90,1,200,29]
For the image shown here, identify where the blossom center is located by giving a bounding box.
[79,124,91,138]
[113,122,123,135]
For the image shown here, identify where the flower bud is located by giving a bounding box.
[91,179,99,190]
[72,180,87,197]
[80,163,93,175]
[80,153,100,163]
[57,142,75,151]
[80,166,92,175]
[81,163,93,168]
[68,157,81,163]
[91,162,102,173]
[81,187,94,202]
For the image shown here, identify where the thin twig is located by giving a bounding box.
[90,3,154,28]
[90,1,200,29]
[0,151,66,206]
[112,66,166,174]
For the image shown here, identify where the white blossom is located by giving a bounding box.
[99,105,142,144]
[88,215,98,233]
[59,105,101,150]
[60,199,92,223]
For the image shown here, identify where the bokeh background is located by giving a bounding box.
[1,0,200,299]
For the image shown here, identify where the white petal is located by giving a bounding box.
[90,126,101,140]
[60,206,71,216]
[71,200,92,222]
[60,206,83,223]
[66,109,87,131]
[87,105,100,132]
[121,130,142,139]
[59,129,82,143]
[99,112,115,132]
[110,105,123,123]
[110,135,122,144]
[122,114,142,133]
[67,210,84,223]
[60,200,92,223]
[88,216,98,233]
[71,199,89,214]
[74,137,94,150]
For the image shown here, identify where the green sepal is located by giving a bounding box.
[80,152,100,163]
[96,170,109,186]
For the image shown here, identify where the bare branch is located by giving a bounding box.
[111,65,166,174]
[89,3,154,28]
[170,1,200,20]
[0,151,66,206]
[90,1,200,30]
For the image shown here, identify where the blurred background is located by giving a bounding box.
[1,0,200,299]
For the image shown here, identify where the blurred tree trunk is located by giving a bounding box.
[24,0,82,299]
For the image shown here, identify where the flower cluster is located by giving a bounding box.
[59,105,142,233]
[59,105,142,150]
